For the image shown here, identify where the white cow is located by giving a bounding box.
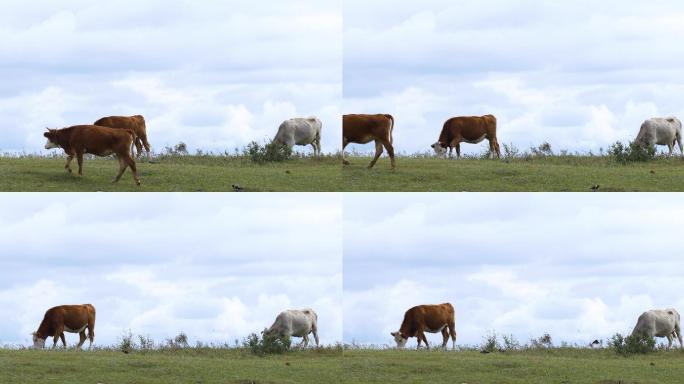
[631,308,682,349]
[273,117,322,157]
[635,117,683,157]
[264,308,319,347]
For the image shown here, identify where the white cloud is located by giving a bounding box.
[344,0,684,154]
[0,0,342,154]
[343,194,684,347]
[0,194,343,346]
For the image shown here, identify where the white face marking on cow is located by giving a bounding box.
[32,333,46,348]
[44,138,59,149]
[431,142,447,156]
[391,332,408,349]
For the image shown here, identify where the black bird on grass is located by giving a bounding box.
[232,184,244,192]
[590,184,600,192]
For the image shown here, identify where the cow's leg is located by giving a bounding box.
[76,153,84,176]
[312,327,320,347]
[417,330,429,350]
[342,138,350,165]
[64,154,74,174]
[77,331,86,348]
[300,334,309,348]
[134,138,144,159]
[113,156,127,183]
[383,141,396,169]
[489,138,501,159]
[448,147,453,159]
[367,141,384,169]
[87,323,95,349]
[667,142,674,157]
[677,136,684,157]
[441,328,449,349]
[449,324,457,350]
[140,135,152,159]
[455,143,461,159]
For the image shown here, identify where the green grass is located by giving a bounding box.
[343,348,684,384]
[3,154,684,191]
[0,155,342,192]
[343,155,684,191]
[0,348,342,384]
[6,347,683,383]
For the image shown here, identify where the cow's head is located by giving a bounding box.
[391,331,408,349]
[43,128,59,149]
[431,142,447,157]
[31,332,46,348]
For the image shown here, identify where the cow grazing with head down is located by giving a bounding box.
[43,125,141,185]
[632,308,682,349]
[391,303,457,350]
[94,115,151,159]
[635,117,683,157]
[32,304,96,349]
[343,114,395,169]
[273,117,322,157]
[431,115,500,159]
[263,308,319,347]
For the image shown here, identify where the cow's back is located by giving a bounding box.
[94,115,146,136]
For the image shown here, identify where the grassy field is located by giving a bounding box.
[343,155,684,191]
[3,154,684,192]
[343,348,684,384]
[0,155,342,192]
[0,347,342,384]
[4,347,683,383]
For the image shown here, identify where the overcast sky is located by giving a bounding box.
[344,194,684,347]
[0,194,342,347]
[344,0,684,155]
[0,0,341,154]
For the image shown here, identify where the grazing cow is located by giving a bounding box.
[43,125,141,185]
[94,115,151,159]
[273,117,322,157]
[343,114,395,169]
[32,304,96,349]
[431,115,501,159]
[263,308,319,347]
[635,117,683,157]
[632,308,682,349]
[391,303,457,350]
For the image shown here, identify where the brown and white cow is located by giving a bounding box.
[431,115,500,159]
[343,114,395,169]
[32,304,96,349]
[391,303,457,350]
[94,115,151,159]
[43,125,141,185]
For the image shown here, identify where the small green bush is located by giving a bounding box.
[610,333,656,355]
[243,140,292,163]
[609,141,656,163]
[529,333,553,348]
[119,330,134,354]
[243,332,291,356]
[481,331,499,353]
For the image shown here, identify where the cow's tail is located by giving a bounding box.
[385,114,394,144]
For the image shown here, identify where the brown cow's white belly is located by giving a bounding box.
[426,324,447,333]
[64,324,88,333]
[461,134,487,144]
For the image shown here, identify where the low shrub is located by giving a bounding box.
[243,140,292,163]
[609,333,656,356]
[243,332,291,356]
[609,141,656,163]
